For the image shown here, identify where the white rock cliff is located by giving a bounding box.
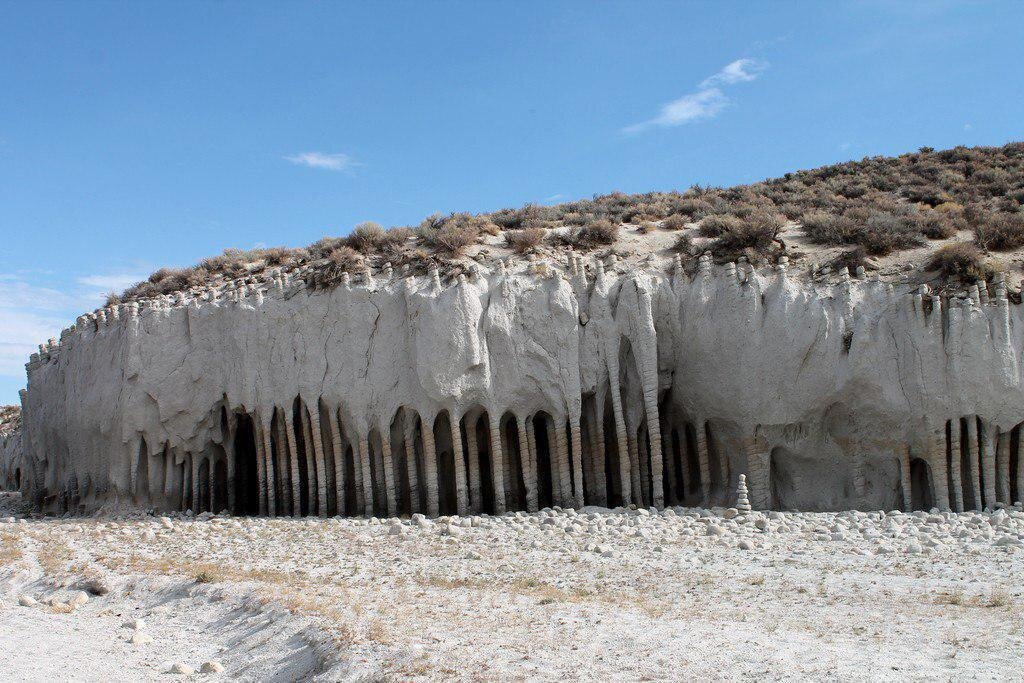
[4,253,1024,516]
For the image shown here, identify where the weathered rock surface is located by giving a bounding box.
[3,254,1024,515]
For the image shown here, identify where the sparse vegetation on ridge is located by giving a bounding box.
[0,406,20,436]
[109,142,1024,303]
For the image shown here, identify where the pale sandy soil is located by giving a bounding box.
[469,221,1024,295]
[2,491,1023,681]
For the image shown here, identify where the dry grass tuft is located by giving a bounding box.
[925,243,993,282]
[933,587,1015,608]
[0,531,21,566]
[36,539,74,578]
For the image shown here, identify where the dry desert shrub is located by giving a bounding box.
[504,227,547,254]
[561,218,620,250]
[698,214,744,238]
[706,210,785,263]
[114,142,1024,302]
[417,213,482,255]
[925,243,993,282]
[661,214,689,230]
[973,212,1024,250]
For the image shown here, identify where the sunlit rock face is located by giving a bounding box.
[7,254,1024,516]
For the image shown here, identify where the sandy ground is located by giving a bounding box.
[1,491,1023,681]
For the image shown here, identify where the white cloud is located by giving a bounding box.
[699,58,768,88]
[623,58,768,135]
[964,123,973,131]
[77,273,145,293]
[0,278,74,378]
[623,89,728,135]
[284,151,358,172]
[0,275,81,312]
[0,272,142,380]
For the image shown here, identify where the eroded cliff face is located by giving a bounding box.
[7,253,1024,517]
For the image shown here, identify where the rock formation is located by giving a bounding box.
[4,250,1024,517]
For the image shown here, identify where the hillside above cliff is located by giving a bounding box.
[110,142,1024,305]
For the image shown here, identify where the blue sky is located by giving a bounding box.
[1,1,1022,403]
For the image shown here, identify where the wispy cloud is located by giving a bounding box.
[623,58,768,135]
[77,273,146,294]
[699,58,768,88]
[0,277,73,379]
[0,271,147,381]
[284,151,358,172]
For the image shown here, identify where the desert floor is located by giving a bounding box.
[1,491,1022,681]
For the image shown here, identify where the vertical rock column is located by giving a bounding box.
[128,436,141,502]
[224,420,236,514]
[404,418,420,514]
[284,413,301,517]
[661,424,675,506]
[980,420,997,509]
[421,418,439,517]
[898,447,912,511]
[275,414,292,515]
[191,454,201,513]
[949,419,964,513]
[607,370,632,507]
[380,432,397,518]
[328,412,345,516]
[253,418,268,516]
[929,428,951,511]
[357,436,374,517]
[625,428,643,506]
[488,412,506,514]
[694,420,712,504]
[743,438,771,510]
[996,430,1011,505]
[523,415,539,512]
[448,411,469,516]
[569,418,585,508]
[465,413,482,514]
[553,419,572,507]
[966,416,982,510]
[162,445,175,507]
[588,402,607,506]
[306,405,328,517]
[641,391,663,509]
[300,408,318,515]
[261,415,276,517]
[517,415,536,512]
